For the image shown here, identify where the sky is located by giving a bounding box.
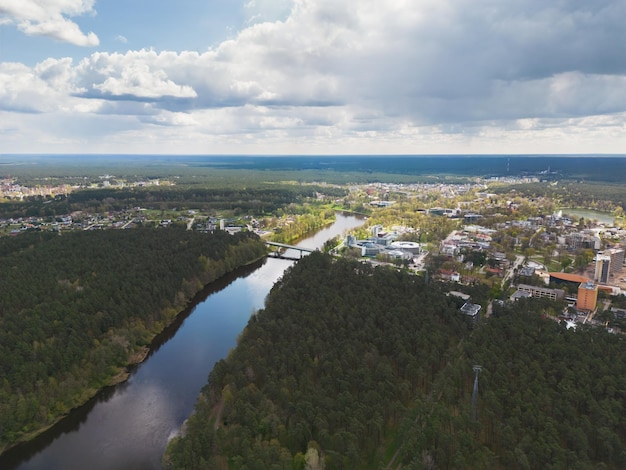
[0,0,625,155]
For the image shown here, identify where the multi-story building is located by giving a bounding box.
[565,232,601,251]
[516,284,565,301]
[577,281,598,312]
[370,224,384,237]
[595,255,611,284]
[606,248,625,275]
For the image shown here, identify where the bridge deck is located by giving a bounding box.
[265,241,316,253]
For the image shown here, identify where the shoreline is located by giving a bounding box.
[0,252,268,458]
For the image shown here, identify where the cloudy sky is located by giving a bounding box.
[0,0,624,155]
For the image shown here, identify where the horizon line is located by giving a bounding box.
[1,153,626,158]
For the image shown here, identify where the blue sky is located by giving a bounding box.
[0,0,624,155]
[1,1,281,64]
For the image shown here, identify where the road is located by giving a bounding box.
[502,254,525,287]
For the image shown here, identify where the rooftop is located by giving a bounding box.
[460,302,481,317]
[549,272,592,284]
[579,281,597,291]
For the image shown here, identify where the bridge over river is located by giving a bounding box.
[265,241,317,259]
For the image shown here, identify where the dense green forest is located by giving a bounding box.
[165,253,470,468]
[165,254,626,469]
[0,227,266,451]
[396,298,626,469]
[0,184,346,219]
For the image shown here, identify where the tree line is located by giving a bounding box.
[0,184,346,219]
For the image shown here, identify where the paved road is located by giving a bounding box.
[502,254,525,287]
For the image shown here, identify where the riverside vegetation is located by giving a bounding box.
[165,253,626,469]
[0,227,266,452]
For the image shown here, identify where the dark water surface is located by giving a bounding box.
[1,213,364,470]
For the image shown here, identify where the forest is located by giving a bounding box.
[164,253,470,468]
[0,184,346,219]
[0,227,266,452]
[165,253,626,469]
[395,297,626,469]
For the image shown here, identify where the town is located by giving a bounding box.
[2,172,625,334]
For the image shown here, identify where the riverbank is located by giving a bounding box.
[105,251,270,388]
[0,242,268,457]
[270,207,337,245]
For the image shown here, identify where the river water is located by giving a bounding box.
[558,208,615,225]
[0,213,364,470]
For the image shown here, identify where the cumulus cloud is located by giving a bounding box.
[0,0,99,46]
[70,1,623,121]
[93,62,197,100]
[0,59,91,113]
[1,0,625,153]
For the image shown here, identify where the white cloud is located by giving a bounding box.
[92,61,197,99]
[0,0,99,46]
[0,0,625,153]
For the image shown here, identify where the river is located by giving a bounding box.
[0,213,365,470]
[558,208,615,225]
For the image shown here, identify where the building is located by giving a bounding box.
[510,289,532,301]
[519,266,536,277]
[549,272,592,288]
[382,249,411,261]
[565,232,601,251]
[606,248,625,275]
[448,291,470,301]
[516,284,565,301]
[389,241,421,255]
[370,224,384,237]
[595,255,611,284]
[359,242,383,257]
[460,302,481,327]
[577,281,598,312]
[373,233,396,246]
[441,243,458,256]
[611,307,626,321]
